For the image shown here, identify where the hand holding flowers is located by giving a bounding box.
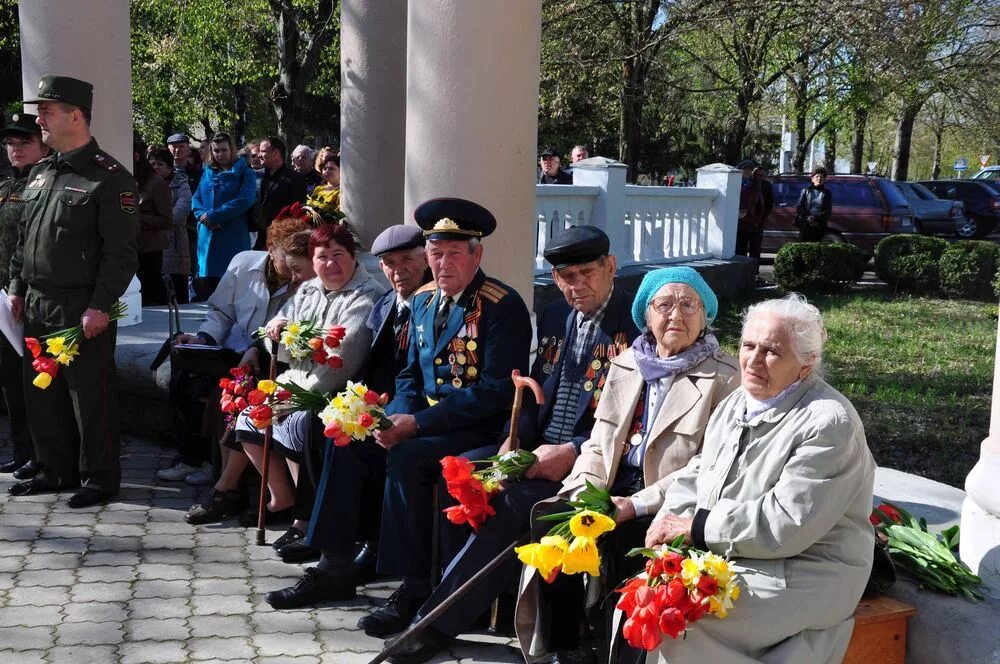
[258,320,347,367]
[26,301,127,389]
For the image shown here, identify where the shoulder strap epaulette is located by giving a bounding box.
[477,280,509,304]
[92,152,121,173]
[414,282,437,296]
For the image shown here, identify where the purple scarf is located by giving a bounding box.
[631,331,720,384]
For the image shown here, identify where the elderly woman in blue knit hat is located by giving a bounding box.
[515,266,740,664]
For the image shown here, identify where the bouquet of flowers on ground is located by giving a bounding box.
[871,501,983,601]
[515,481,617,582]
[26,301,128,389]
[318,382,390,447]
[440,449,538,531]
[616,537,742,651]
[258,322,347,366]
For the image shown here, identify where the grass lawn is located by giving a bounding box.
[713,291,997,489]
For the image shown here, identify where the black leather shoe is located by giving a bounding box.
[9,477,63,496]
[277,539,321,564]
[238,505,293,527]
[0,458,29,474]
[264,567,356,609]
[12,459,42,480]
[352,541,378,585]
[273,526,306,550]
[185,490,243,525]
[67,487,114,508]
[358,585,428,637]
[386,626,454,664]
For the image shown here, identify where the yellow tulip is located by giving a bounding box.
[32,372,52,389]
[561,536,601,576]
[516,535,568,581]
[569,509,616,539]
[257,380,277,395]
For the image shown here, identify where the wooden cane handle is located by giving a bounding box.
[511,369,544,405]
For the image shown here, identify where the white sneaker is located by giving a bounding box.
[184,462,215,486]
[157,461,199,482]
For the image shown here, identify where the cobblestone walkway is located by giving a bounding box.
[0,434,522,664]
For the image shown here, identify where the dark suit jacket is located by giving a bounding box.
[257,164,307,247]
[513,285,639,453]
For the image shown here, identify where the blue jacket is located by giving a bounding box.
[387,269,532,437]
[192,156,256,278]
[514,285,639,453]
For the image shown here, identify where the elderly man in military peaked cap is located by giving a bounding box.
[7,75,138,509]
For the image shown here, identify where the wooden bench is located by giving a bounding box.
[842,595,916,664]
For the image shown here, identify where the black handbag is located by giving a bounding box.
[865,534,897,595]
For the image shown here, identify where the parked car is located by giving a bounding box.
[893,181,967,237]
[917,179,1000,237]
[762,175,915,255]
[972,166,999,181]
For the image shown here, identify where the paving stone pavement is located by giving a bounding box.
[0,429,524,664]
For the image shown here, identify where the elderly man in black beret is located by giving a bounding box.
[538,147,574,185]
[270,224,431,567]
[383,226,640,663]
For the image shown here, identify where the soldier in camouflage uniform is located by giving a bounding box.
[0,113,48,475]
[7,76,138,508]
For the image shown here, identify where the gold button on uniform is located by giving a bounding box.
[436,378,444,385]
[434,358,442,365]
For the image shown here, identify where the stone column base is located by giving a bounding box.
[960,495,1000,598]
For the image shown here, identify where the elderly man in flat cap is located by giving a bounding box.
[270,224,432,567]
[7,75,138,509]
[0,113,49,477]
[384,226,640,664]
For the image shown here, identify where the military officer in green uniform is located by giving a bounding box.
[0,113,48,476]
[7,75,138,508]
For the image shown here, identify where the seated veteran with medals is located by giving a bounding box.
[384,226,641,663]
[638,295,875,664]
[266,225,432,575]
[514,267,740,664]
[266,198,532,616]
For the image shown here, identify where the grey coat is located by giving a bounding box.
[162,173,192,275]
[645,377,875,664]
[272,263,382,395]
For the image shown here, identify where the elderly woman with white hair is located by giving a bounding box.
[639,294,876,664]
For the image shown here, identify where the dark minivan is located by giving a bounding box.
[762,175,915,255]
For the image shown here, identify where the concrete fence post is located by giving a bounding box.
[697,163,741,260]
[572,159,630,263]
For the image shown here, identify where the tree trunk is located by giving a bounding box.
[931,126,943,179]
[619,57,646,183]
[233,83,248,147]
[824,125,837,172]
[851,107,868,174]
[791,72,809,173]
[891,101,923,181]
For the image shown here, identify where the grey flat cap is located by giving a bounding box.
[371,224,425,257]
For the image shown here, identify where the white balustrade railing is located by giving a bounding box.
[533,161,741,274]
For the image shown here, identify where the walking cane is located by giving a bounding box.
[372,370,544,664]
[488,368,544,632]
[256,338,280,546]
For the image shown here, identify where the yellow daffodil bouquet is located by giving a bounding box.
[26,301,127,389]
[516,480,616,583]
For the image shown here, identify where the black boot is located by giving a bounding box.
[358,584,428,637]
[264,567,356,609]
[386,626,454,664]
[353,541,378,585]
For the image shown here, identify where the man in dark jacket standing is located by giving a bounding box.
[256,136,307,249]
[0,113,48,476]
[7,75,138,508]
[538,147,573,185]
[795,166,832,242]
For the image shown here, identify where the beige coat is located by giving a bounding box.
[515,347,740,662]
[645,377,876,664]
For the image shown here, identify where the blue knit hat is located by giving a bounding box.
[631,267,718,330]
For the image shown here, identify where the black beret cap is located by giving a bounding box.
[540,146,559,158]
[371,224,425,257]
[414,197,496,241]
[24,75,94,111]
[1,113,41,139]
[544,226,611,270]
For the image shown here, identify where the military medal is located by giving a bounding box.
[434,358,442,365]
[466,340,478,351]
[622,394,646,457]
[452,377,463,388]
[456,353,467,365]
[583,380,594,392]
[466,366,478,378]
[454,339,466,352]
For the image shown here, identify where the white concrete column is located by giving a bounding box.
[340,0,408,249]
[696,163,741,260]
[960,308,1000,597]
[403,0,543,307]
[19,0,132,167]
